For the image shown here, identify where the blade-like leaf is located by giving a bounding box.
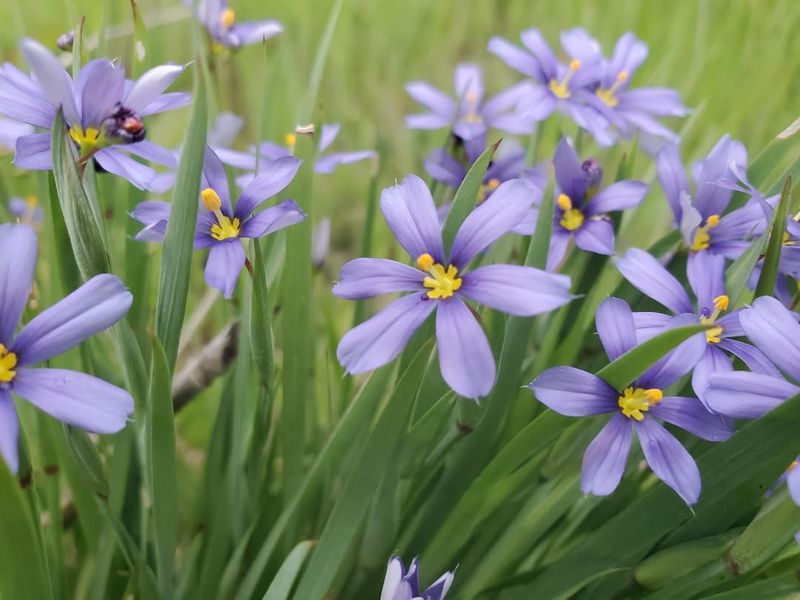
[262,540,315,600]
[754,177,792,298]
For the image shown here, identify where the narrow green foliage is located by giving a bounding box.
[262,540,315,600]
[754,177,792,297]
[250,239,275,392]
[299,0,346,122]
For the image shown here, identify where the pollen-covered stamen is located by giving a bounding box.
[69,125,102,156]
[700,294,729,344]
[416,253,462,300]
[548,59,581,100]
[558,193,584,231]
[477,178,500,204]
[220,7,236,29]
[596,70,628,108]
[104,104,146,144]
[618,386,663,421]
[0,344,18,384]
[202,188,241,241]
[690,214,721,251]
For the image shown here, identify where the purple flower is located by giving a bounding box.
[405,63,534,143]
[132,147,305,298]
[488,28,613,146]
[8,196,43,227]
[705,297,800,419]
[547,137,648,270]
[0,39,188,189]
[380,556,454,600]
[615,248,778,402]
[0,224,134,473]
[183,0,283,49]
[530,297,732,505]
[334,174,573,399]
[656,137,770,259]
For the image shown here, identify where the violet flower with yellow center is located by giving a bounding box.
[183,0,283,49]
[334,174,573,399]
[530,297,732,505]
[132,147,305,298]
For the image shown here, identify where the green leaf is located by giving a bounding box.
[62,426,109,500]
[755,177,792,298]
[0,461,53,600]
[299,0,346,122]
[148,336,178,598]
[50,110,111,279]
[262,540,315,600]
[701,575,800,600]
[441,140,498,253]
[250,239,274,392]
[155,74,208,371]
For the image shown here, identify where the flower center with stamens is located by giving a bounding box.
[477,178,500,204]
[618,386,663,421]
[699,294,728,344]
[202,188,241,241]
[558,193,584,231]
[596,70,628,108]
[220,7,236,28]
[463,91,483,124]
[548,59,581,100]
[690,214,721,252]
[69,125,102,155]
[417,253,462,300]
[0,344,18,384]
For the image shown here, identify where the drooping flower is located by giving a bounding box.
[132,147,305,298]
[488,28,613,146]
[183,0,283,49]
[0,224,134,473]
[547,137,648,270]
[704,296,800,419]
[530,297,732,505]
[405,63,534,146]
[656,137,771,259]
[380,556,454,600]
[615,248,778,401]
[8,196,43,227]
[0,39,188,189]
[334,174,573,399]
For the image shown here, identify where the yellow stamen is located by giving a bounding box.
[557,193,572,211]
[68,125,102,156]
[0,344,17,384]
[618,386,662,421]
[548,59,581,99]
[285,133,297,155]
[201,187,222,212]
[220,7,236,28]
[202,187,240,240]
[557,194,584,231]
[477,178,500,204]
[416,254,462,300]
[596,70,628,108]
[689,214,721,252]
[713,294,729,312]
[699,294,729,344]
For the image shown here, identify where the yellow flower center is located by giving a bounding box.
[69,125,102,156]
[699,294,729,344]
[548,59,581,100]
[558,193,584,231]
[417,253,462,300]
[220,7,236,28]
[477,178,501,204]
[25,195,38,210]
[596,70,628,108]
[285,133,297,155]
[463,91,483,124]
[690,214,721,252]
[0,344,18,384]
[618,386,663,421]
[201,187,241,241]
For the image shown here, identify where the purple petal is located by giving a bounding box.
[405,114,452,130]
[435,297,495,399]
[337,293,435,374]
[449,179,534,268]
[0,119,33,152]
[487,36,539,78]
[14,133,52,170]
[202,147,233,214]
[13,274,132,365]
[0,224,37,346]
[380,175,444,263]
[687,251,725,316]
[636,417,701,506]
[691,344,732,402]
[333,258,423,300]
[315,150,376,174]
[239,199,305,239]
[518,85,557,122]
[553,138,587,200]
[560,27,602,63]
[0,83,55,128]
[119,140,178,168]
[520,28,558,78]
[459,264,572,316]
[482,81,536,134]
[318,123,340,153]
[788,468,800,506]
[717,339,780,377]
[739,296,800,380]
[424,148,466,188]
[588,181,648,214]
[405,82,456,121]
[138,91,191,117]
[632,311,673,343]
[204,241,245,299]
[208,112,244,147]
[693,136,745,218]
[77,59,125,128]
[609,32,648,77]
[226,20,283,46]
[13,368,132,433]
[620,88,688,117]
[236,156,301,217]
[615,248,692,314]
[380,557,407,600]
[20,38,80,125]
[546,228,572,271]
[574,218,615,255]
[131,200,171,226]
[596,297,638,361]
[704,372,799,419]
[638,313,706,390]
[94,148,156,190]
[651,396,733,442]
[530,366,618,416]
[581,413,632,496]
[455,63,484,105]
[125,63,186,114]
[0,391,19,473]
